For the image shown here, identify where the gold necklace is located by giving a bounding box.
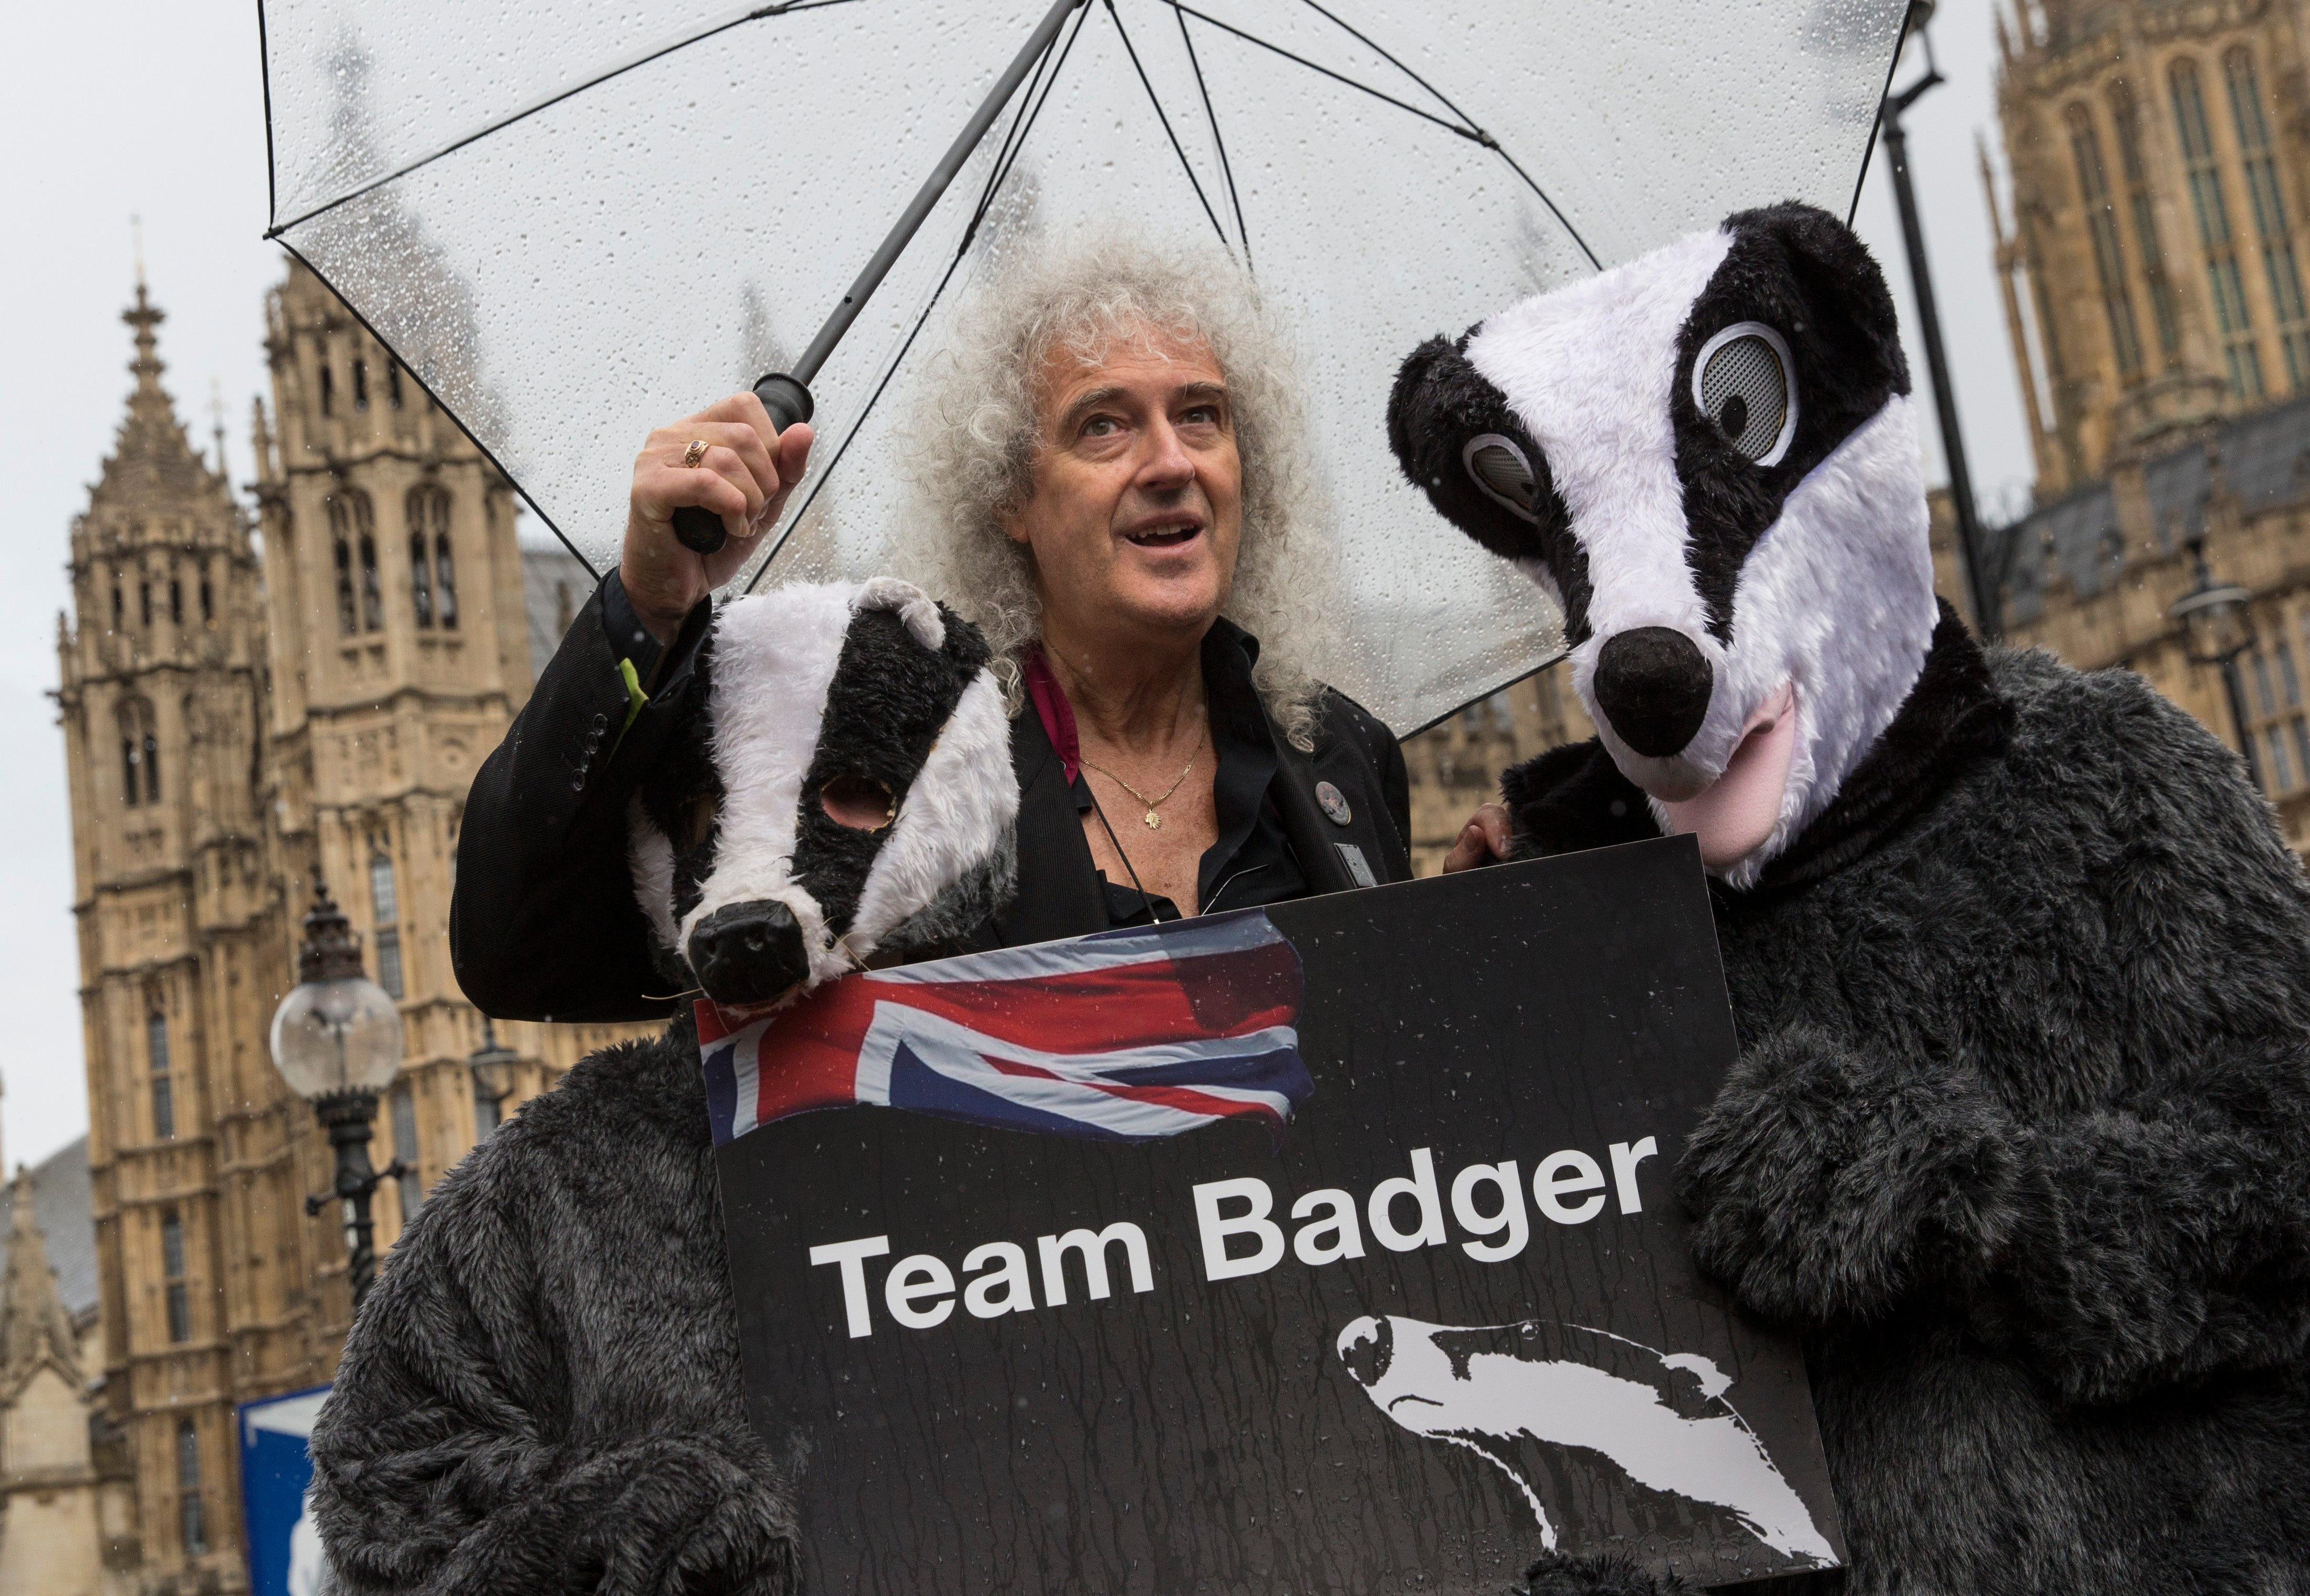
[1081,728,1206,830]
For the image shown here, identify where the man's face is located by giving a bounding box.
[1001,326,1244,646]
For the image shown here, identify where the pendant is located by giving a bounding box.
[1145,810,1162,830]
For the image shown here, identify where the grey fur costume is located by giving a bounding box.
[311,618,2310,1595]
[309,1013,792,1595]
[1510,614,2310,1595]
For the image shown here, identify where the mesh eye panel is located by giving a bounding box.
[1699,335,1789,459]
[1469,441,1537,510]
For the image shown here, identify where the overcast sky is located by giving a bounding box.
[0,0,2030,1170]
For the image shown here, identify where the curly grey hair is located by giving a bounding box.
[888,235,1339,751]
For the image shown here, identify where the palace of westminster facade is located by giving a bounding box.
[18,1,2310,1586]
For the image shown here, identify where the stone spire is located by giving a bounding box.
[0,1168,80,1394]
[96,277,219,507]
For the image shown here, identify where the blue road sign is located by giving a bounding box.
[237,1384,330,1596]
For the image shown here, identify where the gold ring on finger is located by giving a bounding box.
[680,439,709,469]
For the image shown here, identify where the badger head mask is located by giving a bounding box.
[1388,202,1938,889]
[628,577,1019,1011]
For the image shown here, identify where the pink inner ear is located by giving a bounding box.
[1661,680,1797,869]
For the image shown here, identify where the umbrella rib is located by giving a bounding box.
[265,0,865,238]
[258,0,280,229]
[1288,0,1597,269]
[1103,0,1229,253]
[746,0,1092,595]
[740,245,969,595]
[270,240,603,581]
[1175,10,1251,273]
[1159,3,1476,143]
[962,0,1085,252]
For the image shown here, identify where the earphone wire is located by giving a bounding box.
[1084,785,1171,924]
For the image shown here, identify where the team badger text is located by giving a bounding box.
[807,1138,1661,1338]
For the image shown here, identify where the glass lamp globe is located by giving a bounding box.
[269,884,406,1102]
[2172,581,2256,667]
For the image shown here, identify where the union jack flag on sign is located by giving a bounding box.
[697,911,1311,1146]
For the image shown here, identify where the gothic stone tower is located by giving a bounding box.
[59,269,649,1594]
[250,258,579,1252]
[58,279,287,1593]
[1993,0,2310,493]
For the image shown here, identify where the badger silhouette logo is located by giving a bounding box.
[1337,1314,1833,1566]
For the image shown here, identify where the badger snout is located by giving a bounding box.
[688,899,812,1007]
[1592,628,1714,759]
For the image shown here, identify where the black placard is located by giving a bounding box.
[716,836,1843,1591]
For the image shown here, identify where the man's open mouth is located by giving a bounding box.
[1124,519,1203,548]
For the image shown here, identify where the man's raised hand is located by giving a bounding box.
[623,391,815,644]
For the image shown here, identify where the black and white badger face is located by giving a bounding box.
[627,578,1019,1011]
[1388,203,1939,887]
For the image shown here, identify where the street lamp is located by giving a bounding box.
[269,882,406,1309]
[2171,536,2263,792]
[1878,0,2003,639]
[468,1018,518,1135]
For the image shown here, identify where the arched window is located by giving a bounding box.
[328,497,359,636]
[110,580,123,631]
[318,360,335,418]
[140,579,152,628]
[370,849,404,999]
[353,357,370,411]
[410,487,459,631]
[176,1417,206,1554]
[360,534,383,631]
[406,488,440,627]
[161,1205,190,1340]
[408,531,434,625]
[2224,47,2309,388]
[437,534,459,630]
[2111,82,2182,365]
[169,575,183,626]
[198,560,214,625]
[149,1011,175,1140]
[2066,102,2142,382]
[387,360,405,409]
[118,698,157,807]
[2172,57,2263,397]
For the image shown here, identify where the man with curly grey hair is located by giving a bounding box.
[452,238,1508,1018]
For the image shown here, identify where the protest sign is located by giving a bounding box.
[709,835,1842,1590]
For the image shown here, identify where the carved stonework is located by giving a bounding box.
[54,265,656,1594]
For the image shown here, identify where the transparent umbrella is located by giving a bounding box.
[260,0,1907,733]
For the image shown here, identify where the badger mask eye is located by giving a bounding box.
[678,792,718,852]
[820,773,896,832]
[1693,322,1798,467]
[1461,434,1541,523]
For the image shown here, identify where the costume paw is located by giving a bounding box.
[1675,1026,2021,1324]
[1511,1549,1686,1595]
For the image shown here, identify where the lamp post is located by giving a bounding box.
[269,882,406,1310]
[2171,536,2263,792]
[468,1018,518,1135]
[1879,0,2002,639]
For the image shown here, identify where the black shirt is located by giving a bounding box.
[1062,620,1311,925]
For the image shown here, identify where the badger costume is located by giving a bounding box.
[1388,203,2310,1592]
[309,579,1020,1593]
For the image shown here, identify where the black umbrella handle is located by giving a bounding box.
[672,373,817,555]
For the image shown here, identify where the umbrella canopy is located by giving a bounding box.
[261,0,1907,733]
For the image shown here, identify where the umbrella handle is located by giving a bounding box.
[673,373,817,555]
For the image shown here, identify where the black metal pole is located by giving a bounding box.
[673,0,1091,553]
[2220,658,2267,793]
[306,1089,402,1310]
[1882,77,2002,639]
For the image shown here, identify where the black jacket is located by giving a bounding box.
[451,578,1412,1023]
